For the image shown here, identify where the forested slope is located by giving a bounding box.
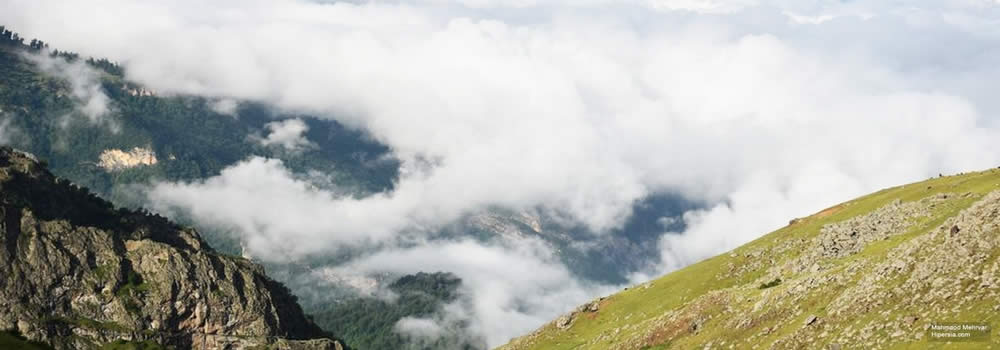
[0,25,477,349]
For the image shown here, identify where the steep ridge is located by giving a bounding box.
[0,147,345,349]
[499,168,1000,349]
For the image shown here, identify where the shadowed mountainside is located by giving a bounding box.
[0,146,346,349]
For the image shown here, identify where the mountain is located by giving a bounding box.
[0,26,704,349]
[0,146,346,349]
[499,169,1000,349]
[0,26,476,348]
[0,25,397,205]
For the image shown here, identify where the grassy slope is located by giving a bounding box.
[499,168,1000,350]
[0,332,53,350]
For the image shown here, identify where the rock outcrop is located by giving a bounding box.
[499,169,1000,350]
[97,147,158,171]
[0,147,344,349]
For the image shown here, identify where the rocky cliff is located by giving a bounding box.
[0,147,345,349]
[499,169,1000,349]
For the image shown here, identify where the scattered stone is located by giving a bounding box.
[556,314,573,329]
[810,263,822,273]
[588,301,600,312]
[499,190,1000,350]
[813,197,949,259]
[691,318,706,333]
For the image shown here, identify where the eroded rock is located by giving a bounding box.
[97,147,158,171]
[0,147,343,349]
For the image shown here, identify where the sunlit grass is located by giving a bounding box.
[501,168,1000,350]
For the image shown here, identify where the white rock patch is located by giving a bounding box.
[98,147,158,171]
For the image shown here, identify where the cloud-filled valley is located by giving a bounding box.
[5,0,1000,346]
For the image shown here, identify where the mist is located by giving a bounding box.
[0,116,19,145]
[23,52,117,131]
[5,0,1000,346]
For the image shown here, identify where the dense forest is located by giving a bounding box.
[1,25,476,349]
[1,25,400,251]
[1,25,398,199]
[310,272,485,350]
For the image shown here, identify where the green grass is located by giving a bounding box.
[115,270,150,296]
[3,329,172,350]
[93,264,113,281]
[0,331,54,350]
[99,340,170,350]
[500,169,1000,350]
[16,319,171,349]
[758,278,782,289]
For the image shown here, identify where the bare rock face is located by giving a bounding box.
[97,147,158,171]
[0,147,344,350]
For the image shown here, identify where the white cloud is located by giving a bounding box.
[7,0,1000,346]
[0,116,19,145]
[210,98,239,116]
[255,118,314,151]
[23,52,117,131]
[146,157,408,259]
[394,317,445,340]
[336,238,616,346]
[648,0,756,14]
[782,11,837,25]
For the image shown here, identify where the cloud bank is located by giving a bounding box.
[6,0,1000,346]
[331,238,615,346]
[394,317,445,341]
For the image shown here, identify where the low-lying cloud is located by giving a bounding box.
[23,52,116,131]
[6,0,1000,346]
[394,317,445,341]
[254,118,314,151]
[331,238,616,346]
[0,115,20,145]
[210,98,239,117]
[147,157,407,259]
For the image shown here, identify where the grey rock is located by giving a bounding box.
[0,147,344,350]
[555,314,573,330]
[588,301,601,312]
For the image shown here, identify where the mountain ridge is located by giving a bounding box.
[0,25,698,349]
[499,168,1000,349]
[0,146,347,349]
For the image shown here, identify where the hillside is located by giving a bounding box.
[0,26,496,348]
[0,146,345,349]
[0,25,398,220]
[0,26,705,349]
[499,169,1000,349]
